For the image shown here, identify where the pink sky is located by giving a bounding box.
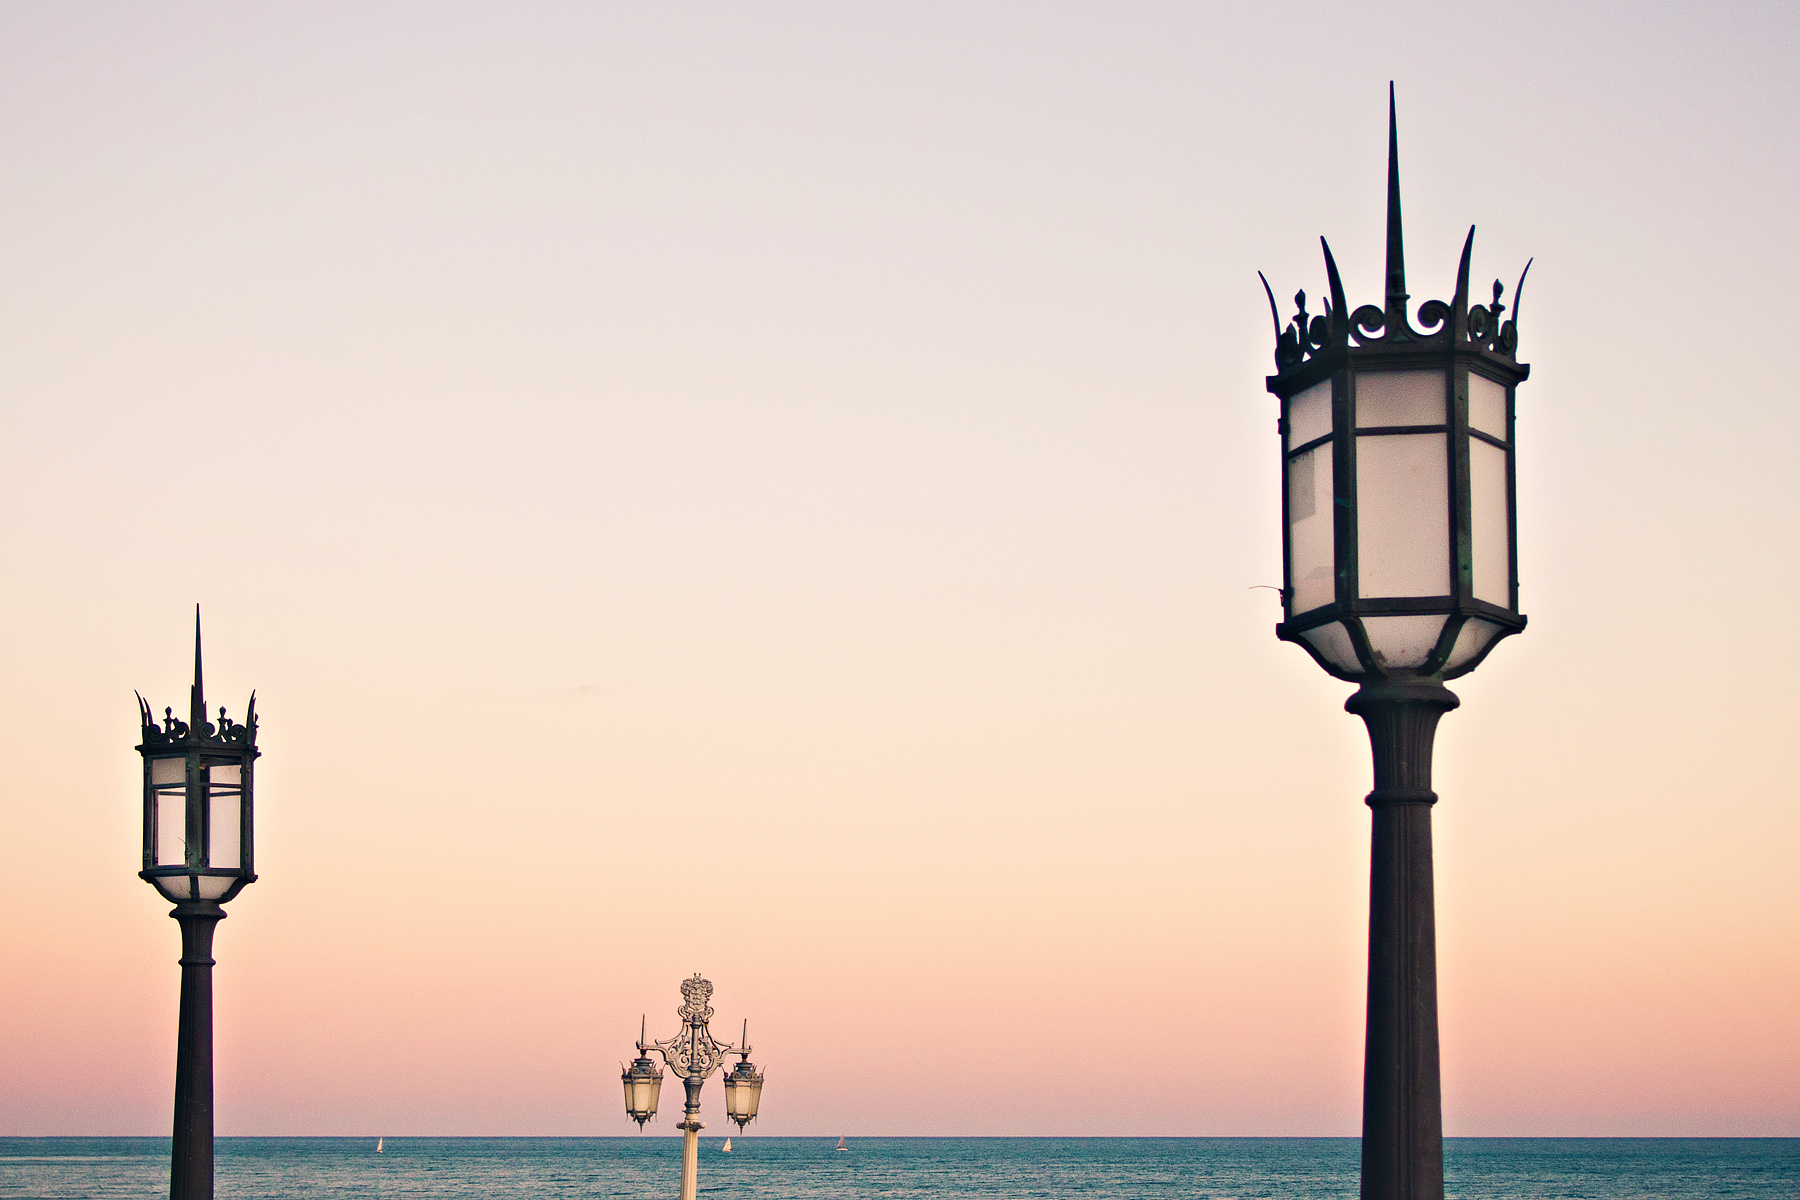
[1,1,1797,1137]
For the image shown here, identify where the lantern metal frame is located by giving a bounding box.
[133,610,260,1200]
[625,974,762,1200]
[1262,88,1530,684]
[137,624,259,907]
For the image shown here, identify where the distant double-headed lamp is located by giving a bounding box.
[134,608,260,1200]
[1255,86,1533,1200]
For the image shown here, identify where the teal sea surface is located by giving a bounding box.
[1,1137,1793,1198]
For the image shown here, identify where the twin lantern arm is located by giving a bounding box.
[136,610,259,906]
[1259,84,1530,683]
[622,978,765,1131]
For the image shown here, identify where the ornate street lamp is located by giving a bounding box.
[1256,87,1531,1200]
[135,610,259,1200]
[624,974,763,1200]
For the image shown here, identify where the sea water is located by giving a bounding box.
[0,1137,1793,1198]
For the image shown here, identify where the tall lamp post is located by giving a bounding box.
[622,974,765,1200]
[135,611,259,1200]
[1256,87,1530,1200]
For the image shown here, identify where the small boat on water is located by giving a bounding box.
[376,1138,384,1153]
[835,1136,848,1152]
[721,1138,732,1153]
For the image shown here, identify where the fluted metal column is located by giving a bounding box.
[1346,678,1458,1200]
[168,901,225,1200]
[677,1076,703,1200]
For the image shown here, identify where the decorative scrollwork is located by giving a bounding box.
[642,974,745,1083]
[137,692,258,750]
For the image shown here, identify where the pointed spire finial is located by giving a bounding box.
[190,605,206,731]
[1385,82,1408,325]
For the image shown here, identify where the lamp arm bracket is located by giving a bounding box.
[642,1027,736,1081]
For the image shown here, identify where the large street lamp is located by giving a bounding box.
[622,974,764,1200]
[135,611,259,1200]
[1257,87,1530,1200]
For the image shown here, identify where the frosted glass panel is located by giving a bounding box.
[209,793,241,869]
[154,875,192,901]
[1356,433,1450,597]
[1360,615,1449,671]
[1299,621,1361,672]
[150,757,185,786]
[1287,444,1334,613]
[1287,380,1333,449]
[1469,439,1511,605]
[208,764,241,789]
[155,791,187,867]
[1469,374,1507,439]
[1357,370,1445,428]
[1444,618,1503,672]
[196,875,235,900]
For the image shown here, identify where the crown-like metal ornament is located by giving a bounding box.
[1260,83,1532,379]
[136,609,258,751]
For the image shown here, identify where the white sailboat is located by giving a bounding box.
[835,1136,848,1152]
[376,1138,384,1153]
[721,1137,732,1153]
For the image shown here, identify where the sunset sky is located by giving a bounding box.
[2,2,1796,1138]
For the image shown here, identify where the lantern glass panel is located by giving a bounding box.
[1444,617,1503,672]
[1286,380,1333,448]
[208,801,240,869]
[1469,439,1511,606]
[1468,374,1507,439]
[1360,614,1449,672]
[155,875,193,901]
[151,757,185,786]
[1357,370,1444,428]
[155,789,188,867]
[196,875,234,900]
[1356,433,1450,597]
[625,1070,661,1119]
[1299,621,1360,673]
[1288,444,1335,613]
[206,764,242,869]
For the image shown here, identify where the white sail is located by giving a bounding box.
[721,1138,732,1152]
[376,1138,383,1153]
[835,1136,848,1151]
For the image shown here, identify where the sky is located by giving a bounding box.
[1,1,1797,1139]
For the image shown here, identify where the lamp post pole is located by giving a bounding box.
[622,974,764,1200]
[170,902,226,1199]
[677,1076,704,1200]
[1350,679,1458,1200]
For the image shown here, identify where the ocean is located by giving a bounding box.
[1,1137,1793,1198]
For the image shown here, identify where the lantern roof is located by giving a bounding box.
[136,607,258,754]
[1260,84,1532,385]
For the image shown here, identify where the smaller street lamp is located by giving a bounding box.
[623,974,764,1200]
[621,1017,664,1128]
[135,610,259,1200]
[721,1035,766,1131]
